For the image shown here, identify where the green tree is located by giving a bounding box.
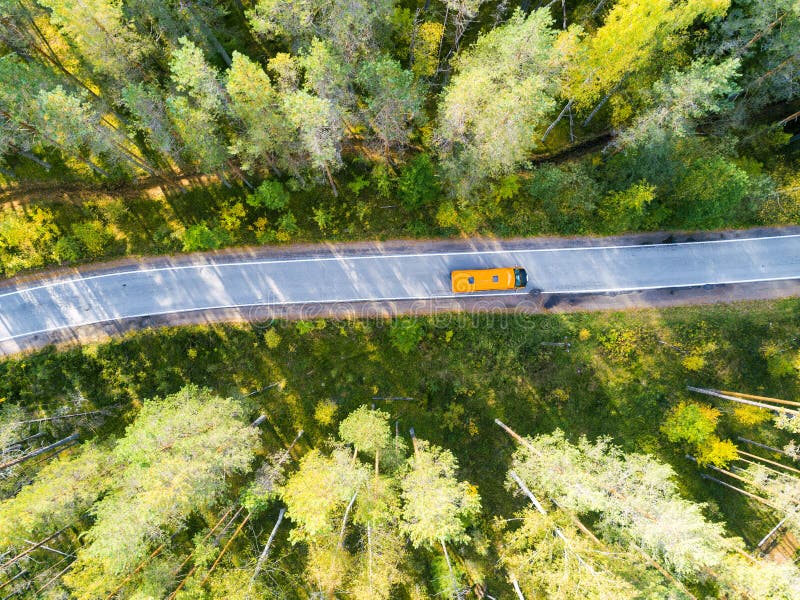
[226,51,289,173]
[37,0,147,80]
[356,55,423,156]
[616,58,741,149]
[0,443,113,551]
[281,446,369,541]
[64,386,260,598]
[400,440,481,573]
[507,428,800,596]
[496,507,647,599]
[339,406,392,471]
[436,8,562,197]
[282,89,342,193]
[167,37,229,172]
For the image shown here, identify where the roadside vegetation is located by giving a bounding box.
[2,300,800,596]
[1,0,799,276]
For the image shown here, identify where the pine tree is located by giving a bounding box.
[435,8,562,197]
[63,386,260,598]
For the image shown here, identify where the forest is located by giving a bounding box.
[1,0,800,598]
[2,302,800,598]
[0,0,798,274]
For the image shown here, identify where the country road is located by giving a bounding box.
[1,230,800,356]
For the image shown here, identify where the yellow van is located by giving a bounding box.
[451,267,527,293]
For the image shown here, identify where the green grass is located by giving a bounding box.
[2,299,798,554]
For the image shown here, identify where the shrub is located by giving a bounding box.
[674,156,750,228]
[527,163,599,234]
[733,405,771,426]
[598,181,657,233]
[389,319,423,354]
[70,220,114,258]
[398,153,439,210]
[681,354,705,372]
[218,202,246,233]
[313,400,338,426]
[263,329,281,349]
[696,436,738,467]
[661,401,719,445]
[761,342,797,378]
[275,212,299,242]
[182,223,228,251]
[0,206,58,276]
[247,180,290,210]
[53,235,83,263]
[346,175,369,196]
[370,163,394,198]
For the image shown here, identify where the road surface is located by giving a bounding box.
[1,231,799,355]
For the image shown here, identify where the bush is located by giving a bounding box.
[761,342,797,378]
[398,153,439,210]
[70,220,114,258]
[598,181,657,233]
[0,206,58,276]
[247,180,290,210]
[263,329,281,349]
[681,354,705,372]
[182,223,229,251]
[389,319,423,354]
[696,436,738,467]
[274,211,299,242]
[527,163,598,234]
[53,235,83,263]
[674,156,750,228]
[661,401,719,445]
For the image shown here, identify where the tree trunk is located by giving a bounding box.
[339,492,358,548]
[737,449,800,475]
[200,513,251,585]
[323,163,338,197]
[0,433,79,470]
[687,386,799,416]
[248,507,285,592]
[542,100,573,141]
[738,437,799,461]
[440,538,453,577]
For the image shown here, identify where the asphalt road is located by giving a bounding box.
[1,232,799,354]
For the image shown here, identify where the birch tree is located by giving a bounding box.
[564,0,731,113]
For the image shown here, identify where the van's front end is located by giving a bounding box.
[514,268,527,289]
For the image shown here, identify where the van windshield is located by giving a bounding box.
[514,268,527,288]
